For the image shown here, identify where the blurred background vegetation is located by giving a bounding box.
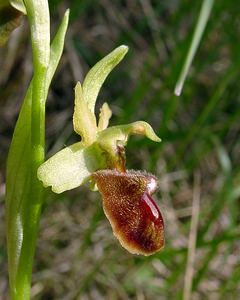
[1,0,240,299]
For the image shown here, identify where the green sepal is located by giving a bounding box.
[82,45,128,113]
[37,142,106,193]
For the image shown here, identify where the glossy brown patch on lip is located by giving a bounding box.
[92,169,164,255]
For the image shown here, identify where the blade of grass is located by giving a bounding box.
[174,0,215,96]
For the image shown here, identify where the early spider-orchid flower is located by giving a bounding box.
[38,45,164,255]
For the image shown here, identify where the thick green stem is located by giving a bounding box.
[12,1,49,295]
[6,7,69,299]
[8,1,50,299]
[6,9,69,297]
[30,66,47,200]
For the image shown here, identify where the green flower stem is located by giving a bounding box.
[31,65,47,196]
[24,0,50,68]
[10,2,50,299]
[5,3,69,300]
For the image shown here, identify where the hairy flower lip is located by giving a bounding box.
[92,169,164,256]
[93,168,159,192]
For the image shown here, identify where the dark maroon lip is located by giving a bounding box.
[93,168,164,255]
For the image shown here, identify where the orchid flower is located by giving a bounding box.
[38,45,164,255]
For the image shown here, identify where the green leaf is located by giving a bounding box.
[37,142,106,193]
[73,82,97,145]
[82,45,128,113]
[46,9,69,94]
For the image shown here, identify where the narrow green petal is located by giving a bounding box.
[82,45,128,113]
[37,143,106,193]
[98,102,112,131]
[73,82,97,145]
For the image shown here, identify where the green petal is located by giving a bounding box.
[37,142,106,193]
[82,45,128,113]
[73,82,97,145]
[98,102,112,131]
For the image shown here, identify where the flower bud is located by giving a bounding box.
[92,169,164,255]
